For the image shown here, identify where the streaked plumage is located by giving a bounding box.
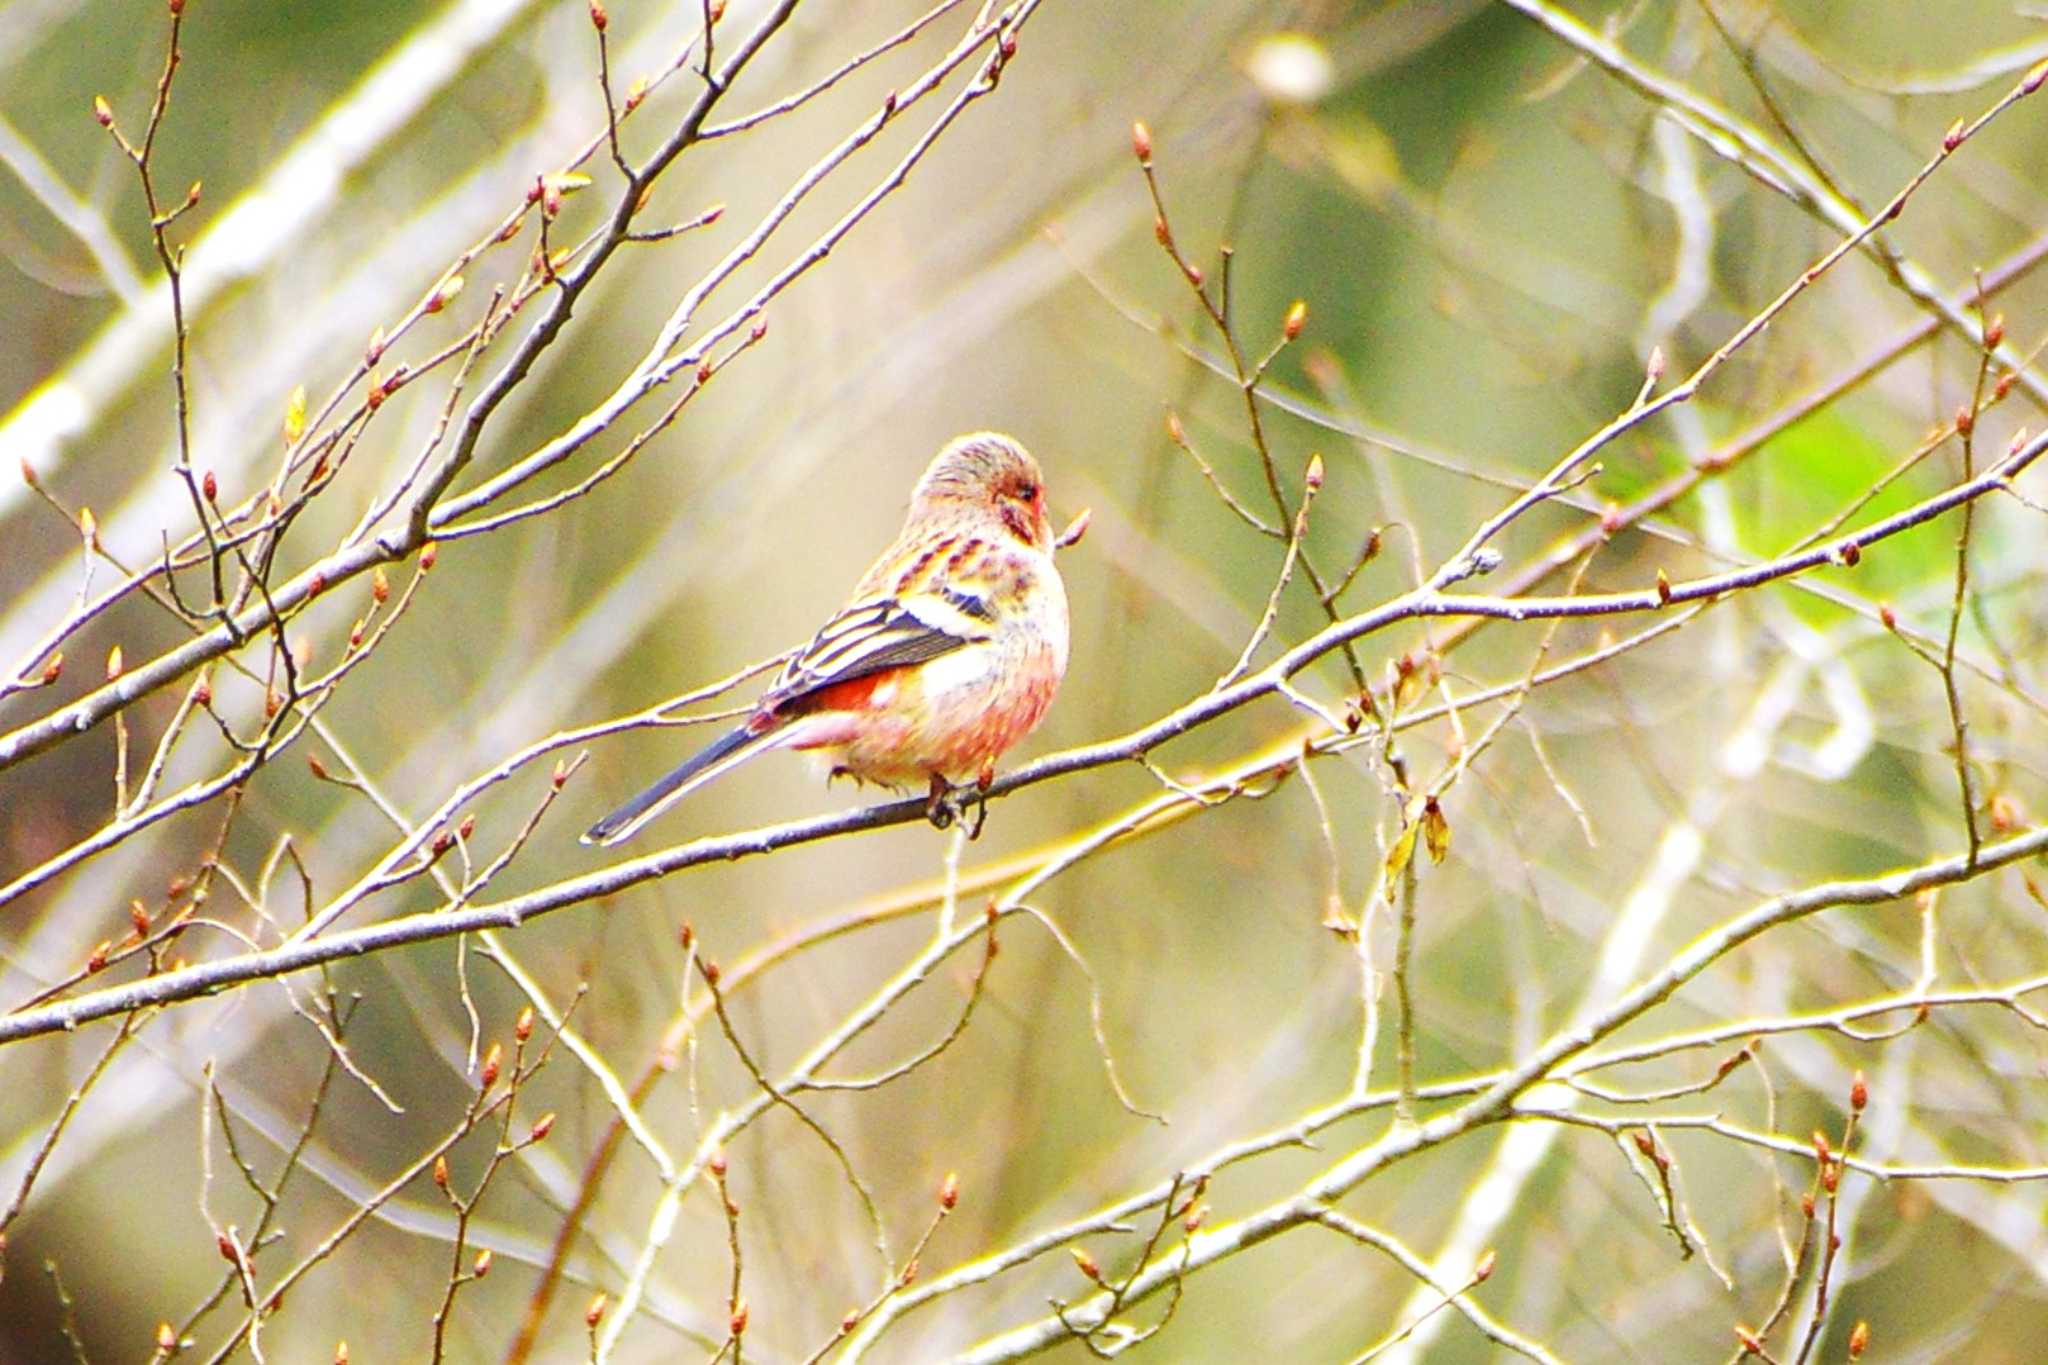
[583,433,1069,846]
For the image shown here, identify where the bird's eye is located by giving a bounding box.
[1014,481,1038,502]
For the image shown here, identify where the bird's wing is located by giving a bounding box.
[768,588,995,710]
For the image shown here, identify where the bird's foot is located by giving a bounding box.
[925,772,991,840]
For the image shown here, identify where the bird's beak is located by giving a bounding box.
[1054,507,1091,550]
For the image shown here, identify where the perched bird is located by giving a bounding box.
[583,432,1071,846]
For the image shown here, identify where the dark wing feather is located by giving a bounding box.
[767,595,987,710]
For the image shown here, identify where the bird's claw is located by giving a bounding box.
[925,773,990,839]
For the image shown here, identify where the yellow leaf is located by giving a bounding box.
[1383,823,1418,883]
[1422,797,1450,865]
[283,384,307,446]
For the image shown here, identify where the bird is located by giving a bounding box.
[582,432,1071,846]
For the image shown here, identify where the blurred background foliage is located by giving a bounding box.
[4,0,2048,1359]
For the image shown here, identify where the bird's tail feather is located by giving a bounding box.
[582,723,777,846]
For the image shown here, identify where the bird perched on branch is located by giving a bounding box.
[583,432,1075,846]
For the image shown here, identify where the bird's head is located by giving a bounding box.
[911,432,1052,551]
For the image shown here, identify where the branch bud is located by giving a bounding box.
[589,0,607,30]
[93,96,114,127]
[1131,120,1152,165]
[1850,1069,1867,1112]
[584,1293,607,1328]
[939,1171,959,1210]
[425,273,464,314]
[515,1005,535,1041]
[1282,298,1307,341]
[529,1112,556,1143]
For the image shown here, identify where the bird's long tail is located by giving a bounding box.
[581,722,780,846]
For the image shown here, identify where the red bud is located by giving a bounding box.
[1282,299,1307,340]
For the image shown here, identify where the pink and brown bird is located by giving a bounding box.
[583,432,1072,846]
